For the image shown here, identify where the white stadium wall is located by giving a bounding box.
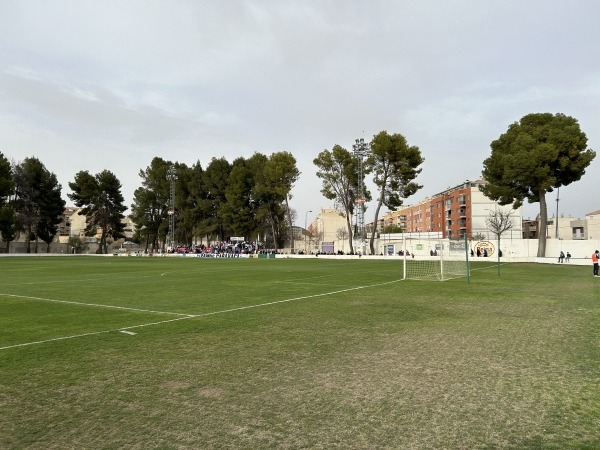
[372,235,599,266]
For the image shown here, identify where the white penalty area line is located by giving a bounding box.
[0,293,194,317]
[0,316,195,351]
[467,262,511,273]
[194,278,403,318]
[0,278,402,351]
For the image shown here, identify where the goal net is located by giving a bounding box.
[402,237,469,281]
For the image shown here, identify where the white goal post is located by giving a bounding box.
[401,236,469,281]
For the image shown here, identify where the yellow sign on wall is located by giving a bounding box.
[474,241,495,257]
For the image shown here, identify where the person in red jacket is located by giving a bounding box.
[592,250,599,277]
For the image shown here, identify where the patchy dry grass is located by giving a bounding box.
[0,257,599,449]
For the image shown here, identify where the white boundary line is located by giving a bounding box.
[193,279,402,318]
[0,293,193,317]
[0,279,402,351]
[0,316,195,350]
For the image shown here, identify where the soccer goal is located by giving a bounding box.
[401,237,469,281]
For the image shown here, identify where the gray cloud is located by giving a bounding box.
[1,0,599,220]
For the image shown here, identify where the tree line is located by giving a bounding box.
[0,114,594,257]
[129,152,300,253]
[0,129,424,255]
[0,151,301,254]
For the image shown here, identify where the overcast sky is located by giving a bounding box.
[2,1,599,225]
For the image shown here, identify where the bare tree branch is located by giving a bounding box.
[485,209,514,239]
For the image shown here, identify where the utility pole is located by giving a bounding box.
[555,187,560,239]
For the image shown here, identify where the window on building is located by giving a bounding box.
[573,227,585,239]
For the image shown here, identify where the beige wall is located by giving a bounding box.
[308,208,352,254]
[582,212,600,240]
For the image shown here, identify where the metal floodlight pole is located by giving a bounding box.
[352,137,370,254]
[167,165,177,250]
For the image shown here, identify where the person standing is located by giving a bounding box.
[559,251,565,263]
[592,250,599,277]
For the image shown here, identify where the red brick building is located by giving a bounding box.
[377,179,518,240]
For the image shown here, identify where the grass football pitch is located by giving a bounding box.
[1,256,599,449]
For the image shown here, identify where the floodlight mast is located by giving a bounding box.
[167,165,177,250]
[352,138,370,254]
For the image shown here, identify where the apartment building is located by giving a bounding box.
[56,207,135,244]
[378,179,524,240]
[552,210,600,240]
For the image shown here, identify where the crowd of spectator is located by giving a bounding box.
[168,240,259,256]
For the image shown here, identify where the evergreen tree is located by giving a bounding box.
[314,145,367,255]
[130,157,173,252]
[221,156,259,240]
[68,169,126,254]
[0,205,17,253]
[201,157,231,242]
[36,171,66,252]
[172,163,193,245]
[0,152,16,253]
[264,151,300,251]
[187,161,209,243]
[12,157,63,253]
[482,113,595,257]
[0,152,13,204]
[366,131,423,254]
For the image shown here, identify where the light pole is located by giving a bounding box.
[167,165,177,251]
[353,138,370,254]
[304,210,312,254]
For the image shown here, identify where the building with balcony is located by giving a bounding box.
[377,179,523,241]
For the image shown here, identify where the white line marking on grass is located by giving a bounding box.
[0,316,195,351]
[0,278,402,351]
[0,293,193,317]
[195,279,403,318]
[468,262,510,273]
[119,330,137,335]
[274,274,336,284]
[0,273,169,287]
[0,330,115,350]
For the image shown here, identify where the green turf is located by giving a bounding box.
[1,256,599,449]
